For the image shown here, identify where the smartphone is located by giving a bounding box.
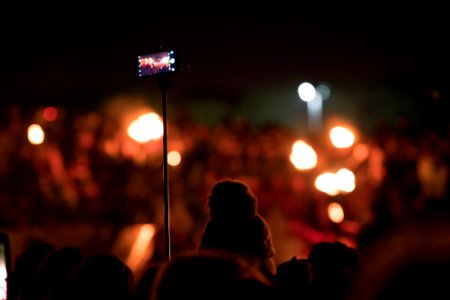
[0,232,10,300]
[138,50,176,77]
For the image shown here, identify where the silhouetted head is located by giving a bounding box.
[151,249,274,300]
[33,246,84,300]
[308,241,358,299]
[309,241,358,272]
[11,239,54,300]
[67,253,134,300]
[207,178,257,222]
[275,257,313,299]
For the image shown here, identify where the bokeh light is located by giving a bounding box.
[125,224,155,273]
[328,202,344,223]
[27,124,45,145]
[43,107,58,121]
[316,84,331,100]
[352,143,369,162]
[290,140,318,171]
[127,113,163,143]
[330,126,355,148]
[315,172,340,196]
[336,168,356,193]
[315,168,356,195]
[168,151,181,166]
[298,82,316,102]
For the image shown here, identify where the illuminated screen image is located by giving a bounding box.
[138,50,176,76]
[0,244,6,300]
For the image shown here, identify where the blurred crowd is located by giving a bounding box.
[0,100,449,263]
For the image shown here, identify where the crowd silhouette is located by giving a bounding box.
[3,171,450,299]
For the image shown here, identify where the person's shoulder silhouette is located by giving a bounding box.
[33,246,84,300]
[151,249,274,300]
[308,241,358,300]
[66,253,134,300]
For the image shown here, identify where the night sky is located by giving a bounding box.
[1,7,449,133]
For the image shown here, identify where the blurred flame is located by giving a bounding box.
[315,169,356,195]
[330,126,355,148]
[315,172,339,196]
[126,224,155,272]
[127,113,163,143]
[290,140,317,171]
[328,202,344,223]
[336,168,356,193]
[28,124,45,145]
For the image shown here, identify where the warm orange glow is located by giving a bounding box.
[353,143,369,161]
[28,124,45,145]
[315,172,339,196]
[330,126,355,148]
[290,140,318,171]
[126,224,155,272]
[328,202,344,223]
[336,168,356,193]
[127,113,163,143]
[315,168,356,195]
[168,151,181,166]
[43,107,58,121]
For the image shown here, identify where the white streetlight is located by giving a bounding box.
[298,82,316,102]
[298,82,326,134]
[308,92,323,134]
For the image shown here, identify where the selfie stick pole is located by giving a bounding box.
[157,74,172,260]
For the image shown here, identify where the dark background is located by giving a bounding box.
[1,7,449,133]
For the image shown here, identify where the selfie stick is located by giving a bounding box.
[156,73,173,260]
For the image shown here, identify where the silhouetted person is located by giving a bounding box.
[65,253,134,300]
[348,214,450,300]
[134,265,159,300]
[199,178,276,279]
[32,246,84,300]
[274,256,313,300]
[308,241,358,300]
[10,239,54,300]
[150,249,274,300]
